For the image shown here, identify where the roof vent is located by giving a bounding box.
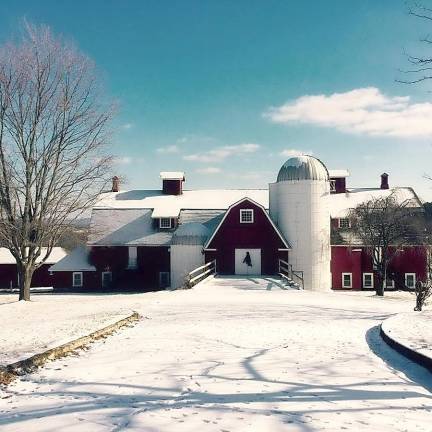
[112,176,120,192]
[160,171,185,195]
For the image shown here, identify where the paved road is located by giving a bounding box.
[1,277,431,431]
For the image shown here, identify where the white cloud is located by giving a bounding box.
[280,148,313,157]
[156,145,180,154]
[264,87,432,138]
[195,167,222,174]
[114,156,133,165]
[121,123,133,130]
[184,143,260,163]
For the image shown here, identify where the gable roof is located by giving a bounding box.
[204,197,290,250]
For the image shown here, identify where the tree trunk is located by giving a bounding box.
[18,265,34,301]
[376,266,386,297]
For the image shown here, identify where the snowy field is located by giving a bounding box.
[1,276,431,431]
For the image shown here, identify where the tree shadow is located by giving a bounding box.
[365,325,432,392]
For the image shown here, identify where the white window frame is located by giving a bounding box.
[330,179,336,192]
[128,246,138,269]
[342,272,352,288]
[362,272,374,289]
[159,218,172,229]
[101,271,112,288]
[405,273,416,289]
[72,272,83,287]
[386,278,395,288]
[338,218,351,229]
[240,209,254,224]
[159,271,170,288]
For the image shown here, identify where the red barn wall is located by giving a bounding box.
[331,245,428,290]
[205,200,287,275]
[0,264,56,288]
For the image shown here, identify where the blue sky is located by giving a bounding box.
[2,0,432,199]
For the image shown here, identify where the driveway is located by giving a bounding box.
[1,277,431,431]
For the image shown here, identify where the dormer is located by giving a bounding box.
[160,171,185,196]
[328,169,350,194]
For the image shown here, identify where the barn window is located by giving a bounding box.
[386,278,395,288]
[128,246,138,269]
[362,273,374,289]
[159,218,172,229]
[405,273,416,289]
[159,272,170,288]
[72,272,83,287]
[342,273,352,288]
[338,218,351,229]
[102,271,112,288]
[330,180,336,192]
[240,209,254,224]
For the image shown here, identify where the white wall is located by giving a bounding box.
[170,245,204,289]
[269,180,331,291]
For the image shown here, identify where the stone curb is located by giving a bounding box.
[380,321,432,372]
[0,311,140,385]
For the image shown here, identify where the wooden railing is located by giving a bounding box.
[184,260,217,289]
[278,259,304,290]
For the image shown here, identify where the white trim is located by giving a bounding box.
[386,278,395,288]
[159,218,172,229]
[362,272,374,289]
[342,272,352,288]
[240,208,254,224]
[204,248,217,252]
[72,271,83,287]
[204,197,290,249]
[127,246,138,269]
[278,248,290,251]
[338,218,351,229]
[101,271,112,288]
[330,179,336,192]
[405,272,416,289]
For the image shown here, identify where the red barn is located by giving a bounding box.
[50,161,428,292]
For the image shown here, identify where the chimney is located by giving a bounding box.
[112,176,120,192]
[380,173,389,190]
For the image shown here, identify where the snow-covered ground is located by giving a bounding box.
[0,293,139,364]
[382,311,432,360]
[1,277,431,431]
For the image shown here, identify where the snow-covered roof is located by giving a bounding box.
[88,208,172,246]
[49,246,96,272]
[329,187,422,218]
[0,247,67,265]
[171,223,210,245]
[328,169,350,178]
[94,189,269,219]
[160,171,185,180]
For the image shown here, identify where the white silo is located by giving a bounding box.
[269,155,331,291]
[170,222,210,289]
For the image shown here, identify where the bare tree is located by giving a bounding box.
[397,2,432,84]
[349,193,423,296]
[0,23,114,300]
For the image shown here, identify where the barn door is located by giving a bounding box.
[235,249,261,275]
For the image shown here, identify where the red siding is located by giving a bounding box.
[54,246,171,291]
[331,245,428,290]
[205,199,288,275]
[162,179,183,195]
[0,264,56,289]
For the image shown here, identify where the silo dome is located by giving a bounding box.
[277,155,329,182]
[171,222,210,245]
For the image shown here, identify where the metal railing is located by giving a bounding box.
[278,259,304,290]
[184,260,217,289]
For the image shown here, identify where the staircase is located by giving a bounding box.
[278,259,304,290]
